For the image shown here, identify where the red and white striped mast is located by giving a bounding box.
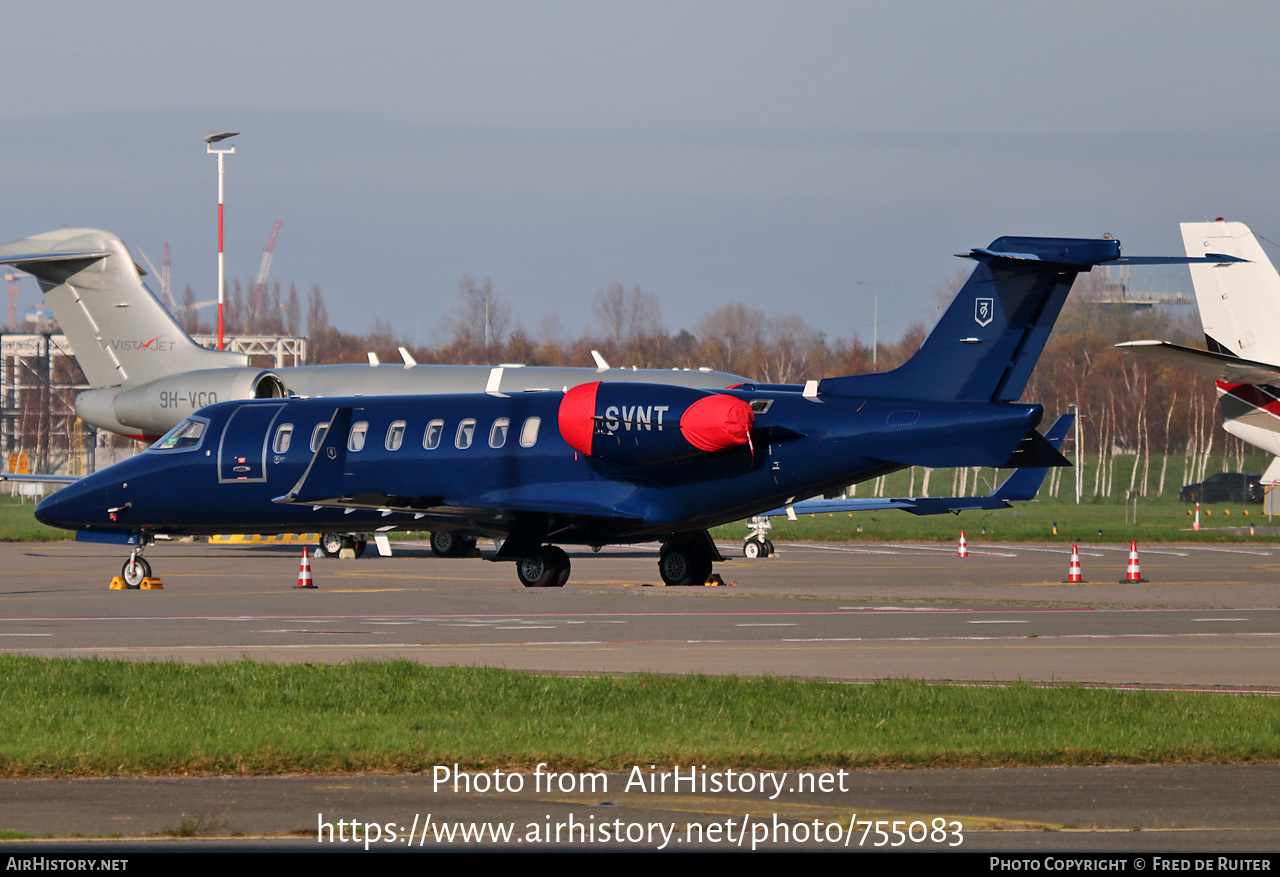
[203,131,239,350]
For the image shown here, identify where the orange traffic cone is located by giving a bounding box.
[296,548,317,589]
[1064,544,1085,583]
[1121,540,1147,583]
[958,531,968,558]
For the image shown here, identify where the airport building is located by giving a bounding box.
[0,332,306,490]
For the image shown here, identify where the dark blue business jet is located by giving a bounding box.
[33,235,1199,588]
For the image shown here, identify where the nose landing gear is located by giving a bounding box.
[121,552,152,588]
[113,536,161,590]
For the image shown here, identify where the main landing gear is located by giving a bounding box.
[742,515,774,559]
[501,532,719,588]
[318,533,367,559]
[430,530,477,559]
[742,536,774,559]
[515,545,570,588]
[658,534,717,587]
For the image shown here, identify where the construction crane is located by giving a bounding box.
[251,221,282,313]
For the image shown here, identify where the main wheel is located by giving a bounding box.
[318,533,344,558]
[516,545,570,588]
[743,539,761,559]
[548,546,571,587]
[659,544,712,587]
[763,539,775,557]
[122,556,151,589]
[430,531,475,558]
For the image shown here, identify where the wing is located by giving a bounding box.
[1116,340,1280,384]
[0,473,79,484]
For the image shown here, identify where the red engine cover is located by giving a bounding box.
[557,381,754,460]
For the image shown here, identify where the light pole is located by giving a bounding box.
[204,131,239,350]
[1067,402,1081,504]
[857,281,892,367]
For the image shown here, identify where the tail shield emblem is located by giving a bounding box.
[975,297,994,327]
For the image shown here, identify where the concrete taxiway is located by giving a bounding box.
[3,538,1277,852]
[2,765,1278,852]
[1,539,1278,686]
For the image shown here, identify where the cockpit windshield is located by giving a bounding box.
[151,418,207,452]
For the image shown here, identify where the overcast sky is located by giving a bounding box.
[3,0,1278,352]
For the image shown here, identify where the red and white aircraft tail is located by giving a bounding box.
[1119,219,1280,484]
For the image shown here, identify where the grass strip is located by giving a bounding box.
[1,656,1277,776]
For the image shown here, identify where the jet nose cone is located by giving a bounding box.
[35,480,105,530]
[34,488,72,528]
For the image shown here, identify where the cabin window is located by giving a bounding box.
[386,420,406,451]
[310,424,328,452]
[489,418,509,449]
[455,418,476,449]
[519,417,541,447]
[348,421,369,452]
[153,418,206,451]
[423,420,444,450]
[272,424,294,454]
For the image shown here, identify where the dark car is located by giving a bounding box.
[1179,472,1264,504]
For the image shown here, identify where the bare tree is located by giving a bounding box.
[179,286,200,334]
[594,284,664,348]
[695,304,766,375]
[284,283,301,336]
[447,276,511,360]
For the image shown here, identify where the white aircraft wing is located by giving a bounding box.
[1116,340,1280,385]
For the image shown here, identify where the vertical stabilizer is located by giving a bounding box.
[819,237,1118,402]
[1181,220,1280,363]
[0,228,247,388]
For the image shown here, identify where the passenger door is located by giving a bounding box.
[217,403,286,484]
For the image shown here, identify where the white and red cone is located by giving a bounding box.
[1193,502,1201,531]
[296,548,317,589]
[1065,544,1084,583]
[1121,540,1147,583]
[958,531,968,558]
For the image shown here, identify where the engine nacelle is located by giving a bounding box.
[558,381,754,465]
[76,368,287,438]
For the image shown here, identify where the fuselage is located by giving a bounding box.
[73,361,750,439]
[37,385,1044,546]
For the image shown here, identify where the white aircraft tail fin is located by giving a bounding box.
[1181,220,1280,363]
[1260,456,1280,487]
[0,228,247,388]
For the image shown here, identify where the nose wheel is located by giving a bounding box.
[121,554,152,589]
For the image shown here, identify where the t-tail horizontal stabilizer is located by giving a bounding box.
[817,237,1244,405]
[765,413,1072,518]
[0,228,248,389]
